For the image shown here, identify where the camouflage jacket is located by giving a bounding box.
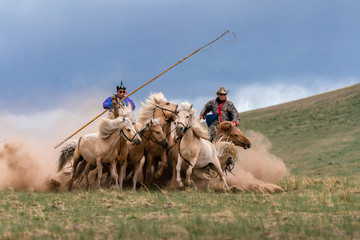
[200,98,240,125]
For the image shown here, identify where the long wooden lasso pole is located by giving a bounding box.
[54,30,234,149]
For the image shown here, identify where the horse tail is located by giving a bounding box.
[58,140,78,172]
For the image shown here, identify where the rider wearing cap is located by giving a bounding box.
[200,87,240,141]
[103,81,136,111]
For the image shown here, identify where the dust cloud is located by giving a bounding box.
[0,92,104,192]
[225,130,289,193]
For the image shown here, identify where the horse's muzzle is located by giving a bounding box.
[134,139,141,145]
[160,139,169,148]
[176,126,184,136]
[242,143,251,149]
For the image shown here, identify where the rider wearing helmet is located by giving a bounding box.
[103,81,135,111]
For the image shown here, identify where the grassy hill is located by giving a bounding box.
[1,84,359,239]
[240,83,360,178]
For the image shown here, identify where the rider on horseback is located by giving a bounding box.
[200,87,240,141]
[103,81,135,111]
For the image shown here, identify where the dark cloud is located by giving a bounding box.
[0,0,359,113]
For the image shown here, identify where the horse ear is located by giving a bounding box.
[150,119,154,125]
[122,117,125,122]
[190,104,193,110]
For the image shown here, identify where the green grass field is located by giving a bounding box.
[1,84,360,239]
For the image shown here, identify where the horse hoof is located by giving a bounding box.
[154,172,161,179]
[185,180,192,186]
[177,182,184,189]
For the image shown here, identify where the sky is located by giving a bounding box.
[1,0,360,144]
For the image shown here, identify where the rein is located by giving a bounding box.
[120,129,140,143]
[140,126,167,146]
[176,121,193,167]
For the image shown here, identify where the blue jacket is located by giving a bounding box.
[103,95,135,110]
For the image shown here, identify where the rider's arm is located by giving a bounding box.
[103,96,113,109]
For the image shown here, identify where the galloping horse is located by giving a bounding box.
[212,121,251,149]
[174,102,229,189]
[127,118,168,190]
[58,103,138,189]
[138,92,178,185]
[65,117,141,190]
[212,121,251,173]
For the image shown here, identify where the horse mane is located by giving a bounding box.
[118,104,133,117]
[138,92,167,124]
[178,102,209,140]
[138,118,161,132]
[212,121,232,144]
[99,117,131,139]
[109,104,133,119]
[215,141,238,163]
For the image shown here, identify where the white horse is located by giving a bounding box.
[174,102,229,189]
[66,117,141,190]
[58,104,138,190]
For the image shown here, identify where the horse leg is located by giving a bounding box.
[66,152,83,191]
[133,157,145,190]
[96,158,103,189]
[118,160,127,191]
[154,149,167,179]
[210,161,229,190]
[145,153,153,186]
[176,153,184,188]
[110,160,119,190]
[83,163,94,190]
[170,157,178,188]
[185,162,194,187]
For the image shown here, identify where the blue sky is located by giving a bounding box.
[1,0,359,117]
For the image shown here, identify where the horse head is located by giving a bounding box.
[120,117,141,145]
[155,99,178,121]
[215,121,251,149]
[141,118,168,148]
[175,103,195,137]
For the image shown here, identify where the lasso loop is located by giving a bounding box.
[222,31,236,42]
[201,30,235,52]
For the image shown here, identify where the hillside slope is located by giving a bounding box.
[239,83,360,177]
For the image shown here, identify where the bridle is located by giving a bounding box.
[218,124,245,147]
[139,125,167,146]
[120,128,140,143]
[176,117,193,167]
[155,104,178,122]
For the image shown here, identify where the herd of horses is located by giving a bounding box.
[57,92,251,191]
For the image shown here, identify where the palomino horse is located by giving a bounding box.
[174,102,229,189]
[57,103,137,189]
[126,118,168,190]
[138,92,178,185]
[65,117,141,190]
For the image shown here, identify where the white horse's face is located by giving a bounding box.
[121,119,141,145]
[175,110,192,136]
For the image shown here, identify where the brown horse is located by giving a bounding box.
[211,121,251,174]
[138,92,178,185]
[212,121,251,149]
[127,118,168,190]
